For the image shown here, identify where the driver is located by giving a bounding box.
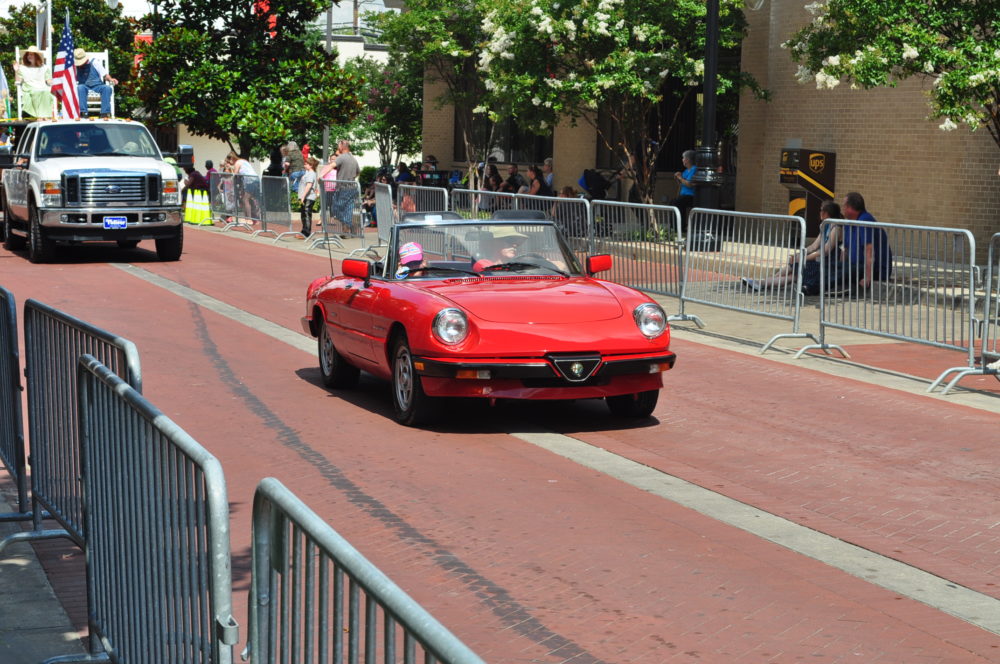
[473,227,528,271]
[396,241,427,278]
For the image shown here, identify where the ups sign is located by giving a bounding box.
[809,153,826,174]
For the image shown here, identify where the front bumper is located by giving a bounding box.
[413,352,676,400]
[39,207,182,241]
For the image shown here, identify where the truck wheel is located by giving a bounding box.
[27,203,54,263]
[155,225,183,261]
[3,199,25,251]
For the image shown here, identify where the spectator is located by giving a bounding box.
[743,200,842,293]
[526,165,554,197]
[264,147,284,176]
[298,155,319,237]
[73,48,116,118]
[670,150,696,228]
[285,141,305,191]
[552,186,586,236]
[226,150,259,222]
[182,165,209,205]
[422,154,438,170]
[542,157,555,189]
[317,154,337,217]
[13,46,54,119]
[396,162,414,183]
[500,164,526,194]
[839,191,893,289]
[205,160,217,176]
[332,140,360,232]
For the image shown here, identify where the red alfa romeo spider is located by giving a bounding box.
[301,214,675,426]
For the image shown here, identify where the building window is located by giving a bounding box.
[453,107,553,164]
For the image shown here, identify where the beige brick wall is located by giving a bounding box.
[552,117,596,193]
[421,75,454,170]
[738,3,1000,252]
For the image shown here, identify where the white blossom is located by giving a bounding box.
[804,1,825,15]
[923,61,934,73]
[939,117,957,131]
[530,5,543,16]
[814,70,840,89]
[795,65,813,83]
[472,105,487,114]
[822,54,840,67]
[531,96,542,106]
[901,43,918,60]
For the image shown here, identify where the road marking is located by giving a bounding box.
[119,263,1000,636]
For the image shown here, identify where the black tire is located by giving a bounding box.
[117,239,140,249]
[318,323,359,389]
[1,196,22,250]
[606,390,659,418]
[391,334,439,426]
[155,225,183,261]
[27,203,54,263]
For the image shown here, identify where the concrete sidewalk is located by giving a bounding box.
[1,222,996,662]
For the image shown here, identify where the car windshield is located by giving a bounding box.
[390,221,583,280]
[36,124,161,159]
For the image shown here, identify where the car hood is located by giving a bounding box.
[429,278,625,324]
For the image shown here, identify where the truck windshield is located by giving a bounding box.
[36,124,161,159]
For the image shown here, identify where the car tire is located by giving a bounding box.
[27,203,54,263]
[318,323,359,389]
[155,226,183,261]
[117,239,140,249]
[391,333,438,427]
[606,390,659,418]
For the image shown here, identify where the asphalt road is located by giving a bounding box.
[2,227,999,662]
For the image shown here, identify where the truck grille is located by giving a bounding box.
[63,174,159,205]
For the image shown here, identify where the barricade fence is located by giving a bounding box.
[259,176,294,241]
[450,188,516,220]
[209,172,236,225]
[592,201,683,298]
[317,180,363,247]
[374,182,395,246]
[70,355,237,664]
[245,478,485,664]
[679,208,813,350]
[0,299,142,554]
[0,285,28,521]
[397,184,449,217]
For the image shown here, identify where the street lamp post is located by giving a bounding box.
[691,0,722,209]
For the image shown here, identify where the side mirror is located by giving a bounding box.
[342,258,372,282]
[587,254,613,275]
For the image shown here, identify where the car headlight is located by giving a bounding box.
[432,308,469,345]
[162,179,181,205]
[634,303,667,339]
[40,180,61,207]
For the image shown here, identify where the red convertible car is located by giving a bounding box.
[301,214,675,426]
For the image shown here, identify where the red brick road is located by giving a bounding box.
[2,229,998,662]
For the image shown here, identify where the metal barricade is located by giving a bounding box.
[219,174,262,233]
[0,285,28,523]
[397,184,449,216]
[793,221,980,393]
[0,299,142,555]
[244,477,484,664]
[449,187,515,220]
[679,208,816,351]
[71,355,237,664]
[374,182,395,246]
[315,180,362,249]
[592,201,683,298]
[259,175,294,241]
[210,171,237,226]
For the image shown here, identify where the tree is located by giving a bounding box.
[342,56,422,168]
[0,0,137,115]
[477,0,760,203]
[785,0,1000,150]
[134,0,364,158]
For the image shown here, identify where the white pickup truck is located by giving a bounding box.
[0,118,183,263]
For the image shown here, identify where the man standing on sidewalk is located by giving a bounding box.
[332,140,360,234]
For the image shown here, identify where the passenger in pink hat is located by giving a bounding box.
[395,242,427,278]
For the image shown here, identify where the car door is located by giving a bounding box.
[3,126,34,221]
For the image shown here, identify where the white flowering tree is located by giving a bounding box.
[478,0,758,203]
[786,0,1000,149]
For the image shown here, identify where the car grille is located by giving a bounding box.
[63,174,160,205]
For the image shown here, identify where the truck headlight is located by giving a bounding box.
[162,179,180,205]
[634,303,667,339]
[40,180,61,207]
[432,308,469,345]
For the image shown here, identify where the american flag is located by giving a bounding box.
[51,10,79,119]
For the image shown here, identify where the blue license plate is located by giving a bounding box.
[103,216,128,230]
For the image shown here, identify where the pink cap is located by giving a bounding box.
[398,242,423,264]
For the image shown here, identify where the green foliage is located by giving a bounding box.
[342,56,423,167]
[477,0,760,203]
[0,0,137,116]
[134,0,364,158]
[785,0,1000,148]
[359,165,377,188]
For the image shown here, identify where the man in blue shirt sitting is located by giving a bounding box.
[74,48,117,118]
[840,191,892,290]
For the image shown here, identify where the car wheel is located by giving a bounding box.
[606,390,659,418]
[318,323,359,389]
[391,334,438,426]
[155,226,183,261]
[117,239,140,249]
[27,203,54,263]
